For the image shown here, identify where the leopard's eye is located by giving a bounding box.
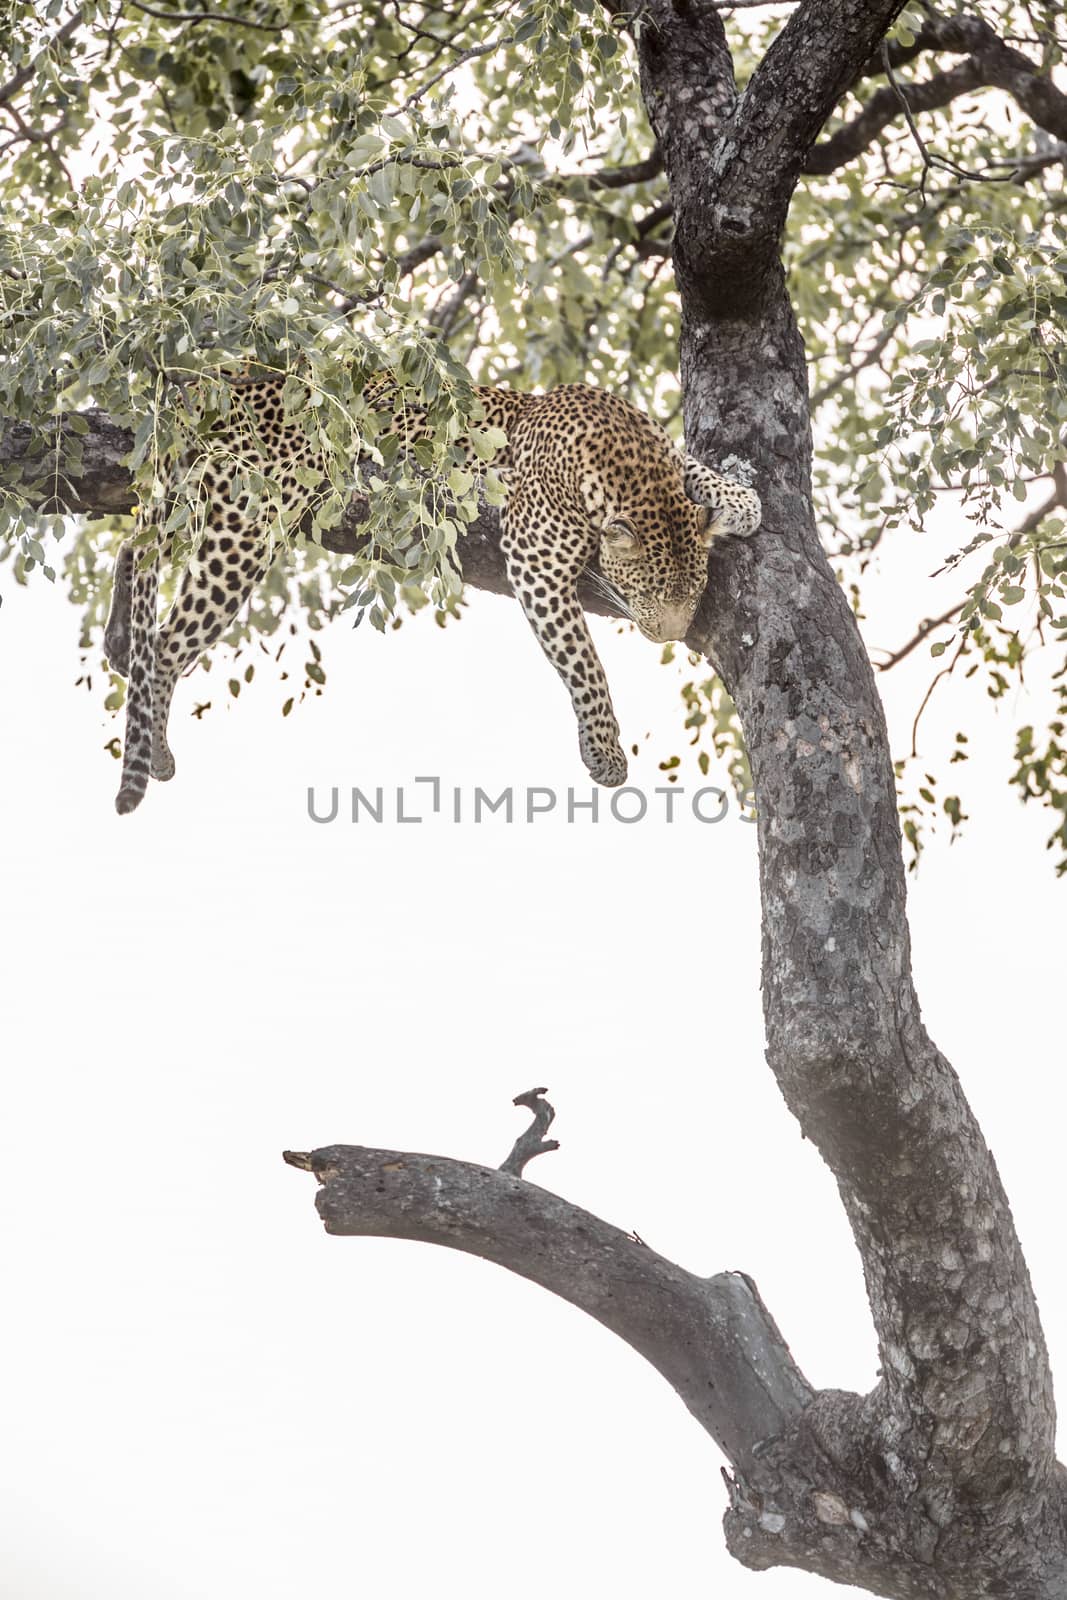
[602,519,643,558]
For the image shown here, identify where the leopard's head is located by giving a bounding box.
[597,467,760,644]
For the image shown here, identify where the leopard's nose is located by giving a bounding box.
[651,605,693,642]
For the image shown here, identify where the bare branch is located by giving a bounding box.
[876,600,964,672]
[810,318,897,408]
[499,1087,559,1176]
[281,1134,813,1476]
[909,630,967,755]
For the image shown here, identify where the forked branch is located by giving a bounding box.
[499,1086,560,1176]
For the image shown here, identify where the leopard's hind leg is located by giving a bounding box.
[104,540,134,678]
[149,527,271,781]
[501,480,627,788]
[114,537,160,815]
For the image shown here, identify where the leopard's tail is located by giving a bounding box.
[115,543,159,815]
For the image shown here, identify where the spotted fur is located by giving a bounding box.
[109,379,761,812]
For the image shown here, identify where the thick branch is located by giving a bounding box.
[805,58,985,175]
[282,1141,813,1478]
[905,11,1067,144]
[727,0,910,197]
[0,409,625,621]
[808,9,1067,177]
[584,146,664,189]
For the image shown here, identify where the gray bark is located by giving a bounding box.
[8,1,1067,1592]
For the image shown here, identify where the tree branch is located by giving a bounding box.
[401,31,513,111]
[584,146,664,189]
[875,600,964,672]
[904,9,1067,145]
[0,6,85,108]
[829,7,1067,176]
[283,1072,1067,1593]
[281,1129,814,1480]
[879,467,1067,672]
[499,1087,560,1176]
[805,58,985,175]
[720,0,910,211]
[0,409,627,621]
[125,0,285,31]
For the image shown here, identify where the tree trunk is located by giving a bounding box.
[676,264,1066,1600]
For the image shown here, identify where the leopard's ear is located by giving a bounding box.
[602,518,643,557]
[692,501,723,547]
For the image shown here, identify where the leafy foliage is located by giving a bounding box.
[2,0,1066,862]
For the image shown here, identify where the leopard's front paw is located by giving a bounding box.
[581,734,628,788]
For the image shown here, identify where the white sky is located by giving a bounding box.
[1,503,1064,1598]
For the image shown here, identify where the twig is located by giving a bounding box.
[601,197,674,278]
[876,602,966,671]
[911,634,967,756]
[881,40,1020,194]
[930,466,1067,579]
[126,0,285,29]
[884,466,1067,678]
[403,33,512,110]
[500,1087,560,1177]
[811,321,898,408]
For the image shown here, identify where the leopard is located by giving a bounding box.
[107,377,761,814]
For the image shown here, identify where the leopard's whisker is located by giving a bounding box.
[584,569,632,620]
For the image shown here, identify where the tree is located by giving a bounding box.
[2,1,1066,1593]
